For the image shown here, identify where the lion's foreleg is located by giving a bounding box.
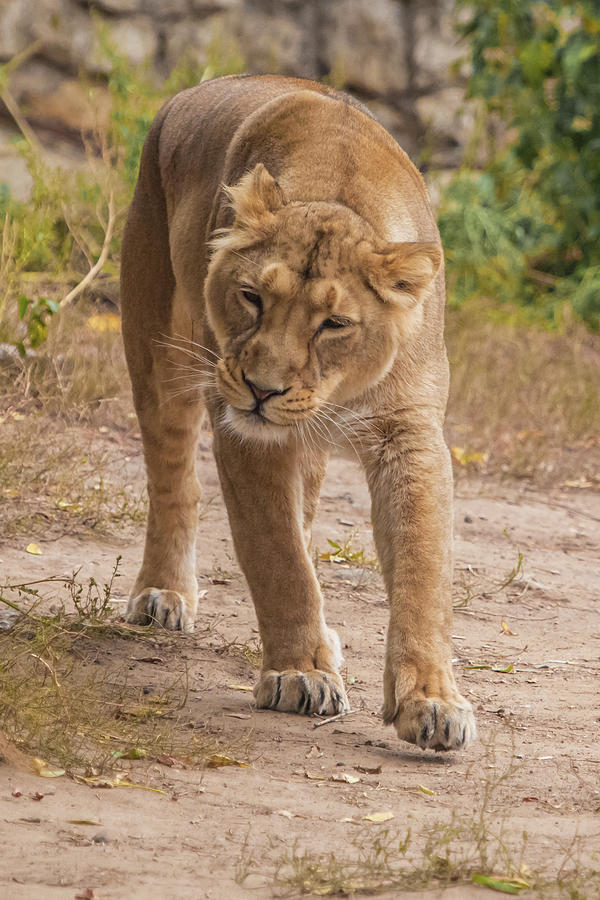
[125,359,204,632]
[362,417,476,750]
[211,425,347,716]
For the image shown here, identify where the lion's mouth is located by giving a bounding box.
[223,404,293,443]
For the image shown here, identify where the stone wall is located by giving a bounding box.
[0,0,472,172]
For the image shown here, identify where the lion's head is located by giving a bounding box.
[204,164,441,443]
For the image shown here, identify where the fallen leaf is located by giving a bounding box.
[355,765,382,775]
[451,446,487,468]
[25,543,42,556]
[112,747,146,761]
[31,792,44,801]
[73,773,165,793]
[464,664,514,674]
[67,820,102,826]
[306,745,323,759]
[331,773,360,784]
[87,313,121,333]
[12,789,22,798]
[156,754,184,768]
[225,712,251,720]
[228,684,253,692]
[500,620,518,636]
[363,811,394,823]
[522,797,538,803]
[301,770,327,781]
[417,784,435,796]
[32,758,65,778]
[206,754,249,769]
[121,705,166,719]
[211,578,232,585]
[74,890,95,900]
[472,873,529,894]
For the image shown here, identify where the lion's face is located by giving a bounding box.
[204,165,440,443]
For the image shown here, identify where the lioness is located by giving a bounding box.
[121,74,476,751]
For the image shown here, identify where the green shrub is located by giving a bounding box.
[439,0,600,329]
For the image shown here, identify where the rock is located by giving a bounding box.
[144,0,192,18]
[103,15,159,68]
[320,0,409,95]
[0,126,34,202]
[91,832,111,843]
[412,0,464,90]
[190,0,241,12]
[9,59,65,104]
[23,0,100,74]
[237,11,306,76]
[0,0,30,58]
[416,85,476,166]
[164,13,236,73]
[25,78,112,134]
[83,0,143,13]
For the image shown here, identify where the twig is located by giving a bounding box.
[0,41,44,152]
[455,607,557,622]
[61,204,94,267]
[30,653,61,690]
[313,707,360,728]
[62,191,115,307]
[0,85,42,152]
[0,594,21,613]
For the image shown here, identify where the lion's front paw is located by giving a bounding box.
[254,669,349,716]
[393,697,476,751]
[125,587,194,632]
[383,661,476,751]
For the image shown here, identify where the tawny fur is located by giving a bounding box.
[120,75,476,751]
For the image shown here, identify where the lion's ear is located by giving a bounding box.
[224,163,285,235]
[362,241,442,305]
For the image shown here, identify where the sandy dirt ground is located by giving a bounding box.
[1,433,599,899]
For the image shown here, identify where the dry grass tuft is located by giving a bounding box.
[446,302,600,486]
[0,563,236,776]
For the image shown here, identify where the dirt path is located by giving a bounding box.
[1,443,599,898]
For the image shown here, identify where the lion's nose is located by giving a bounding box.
[243,374,290,402]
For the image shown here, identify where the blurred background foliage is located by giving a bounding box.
[439,0,600,329]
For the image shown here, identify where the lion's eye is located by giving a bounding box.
[318,317,351,332]
[241,289,262,311]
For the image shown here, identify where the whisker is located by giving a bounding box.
[315,409,362,464]
[171,333,222,361]
[308,415,337,449]
[321,400,377,432]
[153,337,220,369]
[162,371,216,384]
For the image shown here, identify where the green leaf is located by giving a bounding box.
[472,873,529,894]
[17,295,31,319]
[42,298,60,314]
